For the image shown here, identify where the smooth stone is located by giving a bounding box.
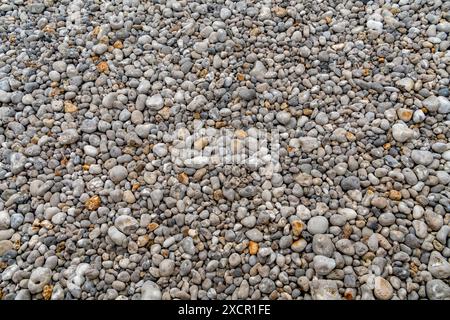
[428,251,450,279]
[83,145,98,157]
[250,61,267,81]
[0,211,10,229]
[437,97,450,114]
[238,87,256,101]
[341,176,361,191]
[313,255,336,276]
[367,20,383,33]
[276,111,291,125]
[422,96,440,112]
[396,78,414,92]
[141,281,162,300]
[298,137,320,153]
[312,234,335,257]
[146,94,164,111]
[392,123,414,143]
[28,267,52,294]
[411,150,433,166]
[246,228,263,242]
[153,143,168,157]
[180,237,196,255]
[58,129,79,145]
[187,95,207,111]
[374,276,394,300]
[109,166,128,183]
[159,259,175,277]
[307,216,329,235]
[108,226,126,246]
[311,279,341,300]
[426,280,450,300]
[114,215,139,235]
[0,240,14,256]
[259,278,276,294]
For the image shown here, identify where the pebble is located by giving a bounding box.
[0,0,448,302]
[159,259,175,277]
[426,280,450,300]
[246,229,263,242]
[428,251,450,279]
[58,129,79,145]
[392,123,414,143]
[0,240,14,256]
[108,227,126,246]
[109,166,128,183]
[28,267,52,294]
[146,94,164,111]
[187,95,207,112]
[341,176,361,191]
[141,281,162,300]
[422,96,440,112]
[367,20,383,33]
[396,78,414,92]
[411,150,434,166]
[276,111,291,125]
[313,256,336,276]
[114,215,139,235]
[153,143,168,157]
[312,234,335,257]
[307,216,329,235]
[374,276,394,300]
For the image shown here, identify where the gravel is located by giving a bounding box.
[0,0,449,301]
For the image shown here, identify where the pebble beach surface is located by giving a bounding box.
[1,0,450,300]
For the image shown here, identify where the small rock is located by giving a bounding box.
[426,280,450,300]
[141,281,162,300]
[313,255,336,276]
[109,166,128,183]
[392,123,414,143]
[187,95,207,112]
[341,176,361,191]
[396,78,414,92]
[422,96,440,112]
[114,215,139,235]
[307,216,329,235]
[428,251,450,279]
[146,94,164,111]
[374,276,394,300]
[159,259,175,277]
[246,228,263,242]
[411,150,434,166]
[28,267,52,294]
[108,226,126,246]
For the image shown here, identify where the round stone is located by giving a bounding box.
[374,276,394,300]
[159,259,175,277]
[307,216,329,235]
[109,166,128,183]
